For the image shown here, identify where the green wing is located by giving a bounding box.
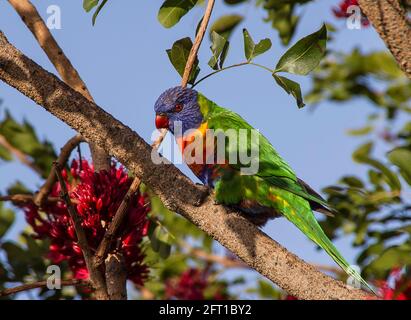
[200,94,375,293]
[201,95,333,212]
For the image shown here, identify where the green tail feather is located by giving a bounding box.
[277,192,377,295]
[311,228,377,295]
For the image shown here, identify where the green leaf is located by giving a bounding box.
[353,143,401,191]
[0,204,15,238]
[367,245,411,276]
[158,242,172,259]
[83,0,99,12]
[210,14,243,40]
[92,0,108,25]
[208,31,229,70]
[387,148,411,185]
[275,24,327,75]
[1,241,30,279]
[0,112,57,177]
[166,37,200,84]
[273,74,305,108]
[242,29,272,61]
[0,144,12,161]
[158,0,198,28]
[347,125,373,136]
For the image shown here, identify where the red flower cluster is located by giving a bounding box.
[165,268,228,300]
[332,0,369,26]
[22,159,150,285]
[377,269,411,300]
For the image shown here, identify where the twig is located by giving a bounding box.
[34,134,84,207]
[0,134,42,175]
[94,177,142,267]
[0,279,88,297]
[8,0,110,170]
[0,194,62,204]
[53,162,108,300]
[181,0,215,87]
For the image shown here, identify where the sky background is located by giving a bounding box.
[0,0,388,297]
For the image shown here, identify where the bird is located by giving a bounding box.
[154,86,375,294]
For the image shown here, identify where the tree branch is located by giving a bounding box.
[181,0,215,87]
[0,194,62,204]
[34,134,84,207]
[8,0,110,170]
[53,162,108,300]
[0,31,372,300]
[95,177,141,268]
[0,279,88,297]
[358,0,411,78]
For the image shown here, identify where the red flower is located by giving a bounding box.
[332,0,369,26]
[22,159,150,286]
[377,269,411,300]
[165,268,228,300]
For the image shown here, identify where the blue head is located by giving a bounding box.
[154,86,203,135]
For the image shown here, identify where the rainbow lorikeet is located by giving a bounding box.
[154,86,375,293]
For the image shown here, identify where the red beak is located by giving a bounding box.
[155,114,169,129]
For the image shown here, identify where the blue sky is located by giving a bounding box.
[0,1,388,296]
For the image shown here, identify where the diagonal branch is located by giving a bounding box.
[0,194,62,204]
[94,176,142,268]
[181,0,215,87]
[53,162,108,300]
[8,0,110,170]
[0,31,372,300]
[0,279,89,297]
[358,0,411,78]
[34,134,84,207]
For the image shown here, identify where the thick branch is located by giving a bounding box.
[34,134,84,207]
[358,0,411,78]
[8,0,110,170]
[0,31,371,300]
[0,279,88,297]
[53,162,108,300]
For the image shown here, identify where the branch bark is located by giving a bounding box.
[0,31,372,300]
[358,0,411,78]
[0,194,61,204]
[8,0,110,170]
[53,162,108,300]
[34,134,84,207]
[181,0,215,87]
[0,279,88,297]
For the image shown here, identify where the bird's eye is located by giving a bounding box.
[172,103,183,113]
